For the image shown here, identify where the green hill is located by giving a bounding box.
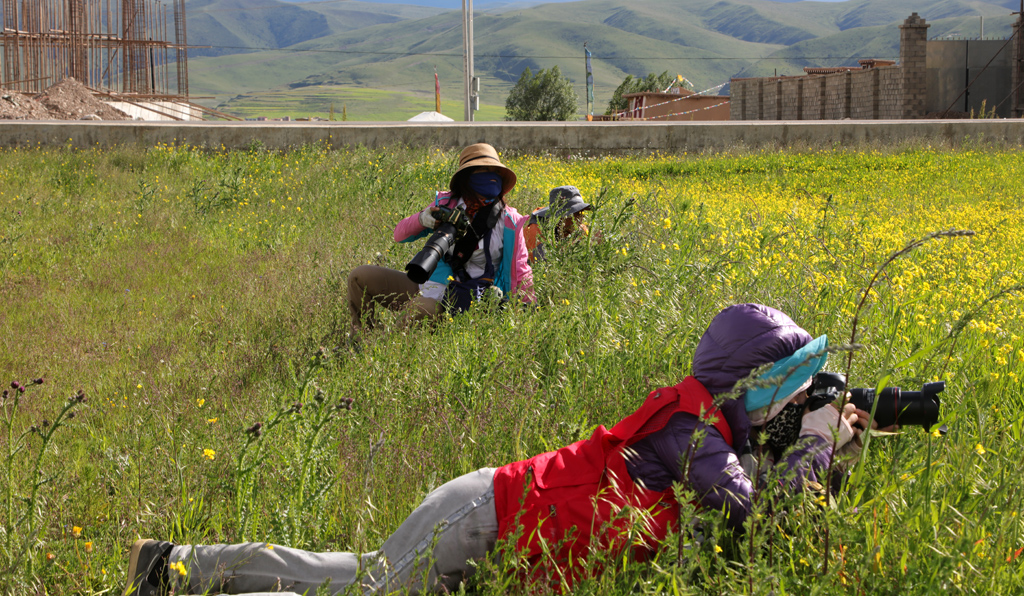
[184,0,1017,119]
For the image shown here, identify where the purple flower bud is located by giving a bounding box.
[41,419,50,427]
[18,386,25,394]
[11,381,20,389]
[68,412,76,419]
[33,378,44,385]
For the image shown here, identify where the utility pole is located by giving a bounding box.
[462,0,477,121]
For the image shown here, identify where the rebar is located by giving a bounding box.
[0,0,187,97]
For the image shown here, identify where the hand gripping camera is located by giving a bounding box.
[807,372,944,430]
[405,206,471,284]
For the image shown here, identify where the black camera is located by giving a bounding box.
[807,372,944,431]
[405,206,471,284]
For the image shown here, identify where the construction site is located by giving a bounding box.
[0,0,218,120]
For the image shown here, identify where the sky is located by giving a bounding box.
[356,0,849,6]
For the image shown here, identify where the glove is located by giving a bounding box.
[800,404,855,449]
[418,207,436,229]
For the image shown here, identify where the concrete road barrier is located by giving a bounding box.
[1,120,1022,153]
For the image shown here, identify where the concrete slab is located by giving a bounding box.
[0,120,1021,153]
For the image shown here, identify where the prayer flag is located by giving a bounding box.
[585,44,594,119]
[435,68,441,113]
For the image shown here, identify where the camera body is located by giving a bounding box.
[807,371,944,430]
[405,206,471,284]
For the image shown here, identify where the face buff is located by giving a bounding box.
[468,171,503,203]
[763,401,805,453]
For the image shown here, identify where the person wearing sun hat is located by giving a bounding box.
[122,303,880,596]
[523,186,596,263]
[347,143,533,331]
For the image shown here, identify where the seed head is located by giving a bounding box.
[246,421,263,437]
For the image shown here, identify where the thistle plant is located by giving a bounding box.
[233,347,355,546]
[1,379,86,582]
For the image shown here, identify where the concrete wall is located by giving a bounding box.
[1,120,1023,153]
[927,39,1014,117]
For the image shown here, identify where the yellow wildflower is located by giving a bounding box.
[72,526,82,538]
[203,448,216,460]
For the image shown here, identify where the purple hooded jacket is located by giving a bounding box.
[624,304,834,529]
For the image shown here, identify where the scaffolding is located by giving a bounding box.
[1,0,187,98]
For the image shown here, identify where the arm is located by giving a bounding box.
[508,210,535,303]
[394,192,454,243]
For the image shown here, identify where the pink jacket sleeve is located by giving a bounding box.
[393,192,454,243]
[506,208,535,303]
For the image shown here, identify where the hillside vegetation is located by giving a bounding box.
[184,0,1018,118]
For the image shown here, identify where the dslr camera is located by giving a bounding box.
[405,206,471,284]
[807,372,944,430]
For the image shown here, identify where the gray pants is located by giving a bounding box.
[347,265,441,331]
[171,469,498,595]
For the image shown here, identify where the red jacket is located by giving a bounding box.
[492,376,731,581]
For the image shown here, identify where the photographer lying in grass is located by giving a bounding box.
[347,143,534,332]
[123,303,886,596]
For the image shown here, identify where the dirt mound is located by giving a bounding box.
[0,90,52,120]
[34,78,131,120]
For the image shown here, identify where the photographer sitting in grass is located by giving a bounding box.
[347,143,533,332]
[124,303,883,596]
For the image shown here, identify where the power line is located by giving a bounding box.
[189,44,895,61]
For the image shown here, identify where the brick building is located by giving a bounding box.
[618,87,731,121]
[731,13,1024,120]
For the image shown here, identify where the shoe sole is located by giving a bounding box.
[123,539,156,596]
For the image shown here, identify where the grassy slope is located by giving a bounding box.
[185,0,1012,119]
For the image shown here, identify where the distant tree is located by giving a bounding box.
[504,65,578,121]
[606,71,686,116]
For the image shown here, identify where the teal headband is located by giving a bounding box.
[744,335,828,412]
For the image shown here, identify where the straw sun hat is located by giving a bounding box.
[449,143,517,197]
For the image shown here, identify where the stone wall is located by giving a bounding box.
[802,76,826,120]
[780,78,802,120]
[878,66,903,119]
[763,79,781,120]
[850,68,878,119]
[824,71,851,119]
[730,13,949,120]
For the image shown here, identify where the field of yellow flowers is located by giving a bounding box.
[1,143,1022,595]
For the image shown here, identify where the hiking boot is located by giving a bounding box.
[123,539,174,596]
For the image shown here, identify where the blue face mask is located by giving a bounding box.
[468,171,503,202]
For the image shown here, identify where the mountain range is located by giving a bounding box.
[183,0,1020,119]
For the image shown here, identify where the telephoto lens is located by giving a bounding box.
[405,207,469,284]
[406,224,458,283]
[849,381,944,430]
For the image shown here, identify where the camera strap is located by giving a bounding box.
[448,199,503,273]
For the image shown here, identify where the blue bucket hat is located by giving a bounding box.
[744,334,828,412]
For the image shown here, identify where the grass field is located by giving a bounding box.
[2,142,1023,595]
[208,85,506,121]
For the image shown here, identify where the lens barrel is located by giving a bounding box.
[405,223,458,284]
[849,382,943,430]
